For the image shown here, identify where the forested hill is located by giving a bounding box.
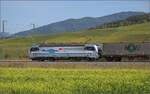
[93,13,150,29]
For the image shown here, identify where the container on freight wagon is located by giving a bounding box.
[102,42,150,56]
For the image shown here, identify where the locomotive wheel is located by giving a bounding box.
[31,58,44,62]
[105,57,114,62]
[31,58,37,61]
[72,57,81,61]
[38,58,45,62]
[114,57,122,62]
[86,58,96,61]
[48,58,55,62]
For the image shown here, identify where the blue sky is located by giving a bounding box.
[0,1,149,34]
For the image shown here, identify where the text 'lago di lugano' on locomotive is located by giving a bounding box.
[29,42,150,62]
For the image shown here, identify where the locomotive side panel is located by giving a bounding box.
[29,44,99,61]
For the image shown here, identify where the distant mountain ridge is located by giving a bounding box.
[13,11,146,37]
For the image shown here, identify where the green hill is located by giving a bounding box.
[44,22,150,43]
[0,22,149,59]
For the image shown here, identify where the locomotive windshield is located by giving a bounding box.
[84,46,95,51]
[30,47,39,51]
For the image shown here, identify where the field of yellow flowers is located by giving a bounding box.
[0,68,150,94]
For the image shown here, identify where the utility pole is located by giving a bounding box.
[0,20,1,33]
[2,20,7,33]
[1,20,7,39]
[30,23,36,46]
[2,20,5,33]
[0,0,1,33]
[0,19,1,33]
[31,23,35,29]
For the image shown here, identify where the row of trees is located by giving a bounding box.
[93,13,150,29]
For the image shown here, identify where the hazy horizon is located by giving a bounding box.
[0,1,149,34]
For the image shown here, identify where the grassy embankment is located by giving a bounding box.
[0,22,149,59]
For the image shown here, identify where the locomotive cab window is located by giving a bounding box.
[30,47,39,51]
[84,46,95,51]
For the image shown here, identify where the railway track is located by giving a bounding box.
[0,60,32,62]
[0,60,150,69]
[0,60,150,63]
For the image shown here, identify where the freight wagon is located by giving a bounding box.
[29,42,150,61]
[102,42,150,61]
